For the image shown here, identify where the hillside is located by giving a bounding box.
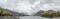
[0,7,13,16]
[41,10,60,18]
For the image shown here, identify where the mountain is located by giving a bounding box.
[0,7,29,16]
[41,10,60,18]
[33,10,58,16]
[7,9,29,16]
[0,7,12,16]
[33,10,44,16]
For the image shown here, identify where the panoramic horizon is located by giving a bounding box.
[0,0,60,19]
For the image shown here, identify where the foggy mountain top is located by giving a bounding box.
[0,0,60,15]
[0,0,40,15]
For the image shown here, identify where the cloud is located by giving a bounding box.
[0,0,41,15]
[40,0,60,11]
[1,0,60,15]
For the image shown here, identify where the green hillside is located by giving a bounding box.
[41,10,60,18]
[0,7,13,16]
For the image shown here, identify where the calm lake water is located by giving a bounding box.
[19,16,51,19]
[0,16,51,19]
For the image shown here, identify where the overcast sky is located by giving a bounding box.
[0,0,60,15]
[0,0,40,15]
[40,0,60,11]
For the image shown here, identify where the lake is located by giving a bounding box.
[20,16,51,19]
[0,16,51,19]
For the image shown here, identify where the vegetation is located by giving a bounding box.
[0,7,13,16]
[41,10,60,18]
